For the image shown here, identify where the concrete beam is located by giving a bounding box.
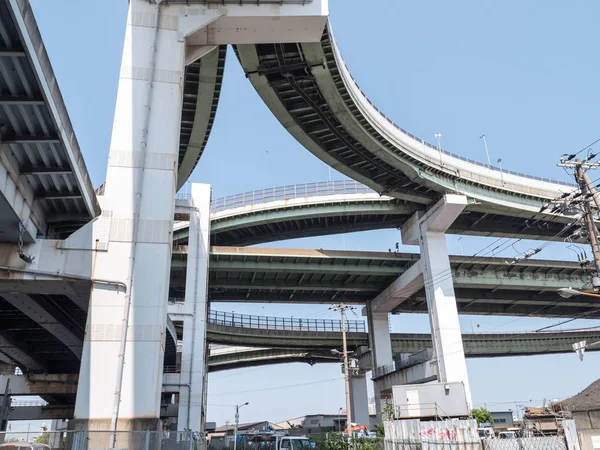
[8,405,74,421]
[0,374,79,396]
[0,333,47,372]
[371,261,424,313]
[0,372,194,397]
[2,294,82,357]
[168,302,187,322]
[2,135,60,144]
[374,361,438,393]
[7,403,180,421]
[402,195,468,245]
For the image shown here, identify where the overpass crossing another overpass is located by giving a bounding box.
[1,0,596,434]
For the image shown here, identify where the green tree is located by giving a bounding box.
[33,424,50,445]
[472,408,494,426]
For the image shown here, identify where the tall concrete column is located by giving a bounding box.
[367,307,393,370]
[73,1,191,434]
[72,0,327,437]
[350,374,370,427]
[178,184,211,433]
[402,195,472,408]
[366,305,393,414]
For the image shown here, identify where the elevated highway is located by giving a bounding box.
[2,314,599,391]
[172,180,575,247]
[204,312,600,363]
[233,27,578,229]
[1,245,594,377]
[170,246,595,318]
[0,0,99,242]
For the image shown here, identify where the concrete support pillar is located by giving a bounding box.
[350,374,370,427]
[178,184,211,433]
[402,195,472,408]
[367,307,393,370]
[70,0,327,438]
[73,0,193,434]
[366,305,393,414]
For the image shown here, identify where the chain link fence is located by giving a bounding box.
[0,430,197,450]
[483,436,567,450]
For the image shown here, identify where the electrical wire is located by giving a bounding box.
[562,136,600,161]
[211,377,343,397]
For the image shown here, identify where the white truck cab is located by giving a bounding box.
[241,431,312,450]
[277,436,312,450]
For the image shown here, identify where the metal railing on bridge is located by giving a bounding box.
[373,349,433,379]
[175,180,378,212]
[208,310,366,333]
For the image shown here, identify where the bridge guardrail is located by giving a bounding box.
[210,180,377,212]
[209,310,366,333]
[343,62,576,188]
[175,180,377,212]
[373,348,433,379]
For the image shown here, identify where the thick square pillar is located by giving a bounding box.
[367,307,393,370]
[402,195,472,408]
[366,305,393,414]
[73,0,190,435]
[350,374,370,427]
[178,184,211,433]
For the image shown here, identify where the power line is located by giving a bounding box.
[211,377,343,397]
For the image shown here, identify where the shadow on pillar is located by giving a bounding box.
[68,419,162,450]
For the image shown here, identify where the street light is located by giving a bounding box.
[234,402,249,450]
[435,133,443,167]
[479,134,492,167]
[557,287,600,298]
[337,407,343,432]
[497,158,505,185]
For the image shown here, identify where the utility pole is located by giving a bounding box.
[332,303,353,439]
[233,402,248,450]
[575,161,600,284]
[557,156,600,290]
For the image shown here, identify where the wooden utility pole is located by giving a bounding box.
[558,157,600,289]
[332,303,353,438]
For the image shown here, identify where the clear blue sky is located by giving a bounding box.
[28,0,600,428]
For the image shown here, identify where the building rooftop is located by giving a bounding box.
[559,378,600,413]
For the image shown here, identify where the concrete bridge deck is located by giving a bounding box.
[172,181,576,247]
[173,247,593,318]
[0,0,99,243]
[234,25,577,225]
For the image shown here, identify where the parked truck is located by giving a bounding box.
[239,431,312,450]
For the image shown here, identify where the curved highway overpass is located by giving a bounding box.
[205,323,600,372]
[232,27,577,227]
[172,180,576,249]
[177,46,226,190]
